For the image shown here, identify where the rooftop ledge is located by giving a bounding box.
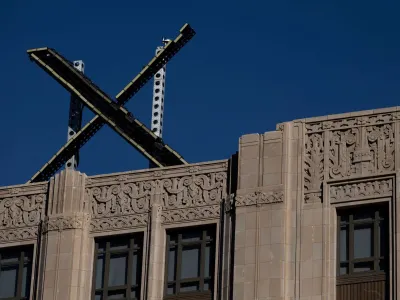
[0,159,229,192]
[276,105,400,130]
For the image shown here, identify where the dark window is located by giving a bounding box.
[0,246,33,300]
[337,204,388,277]
[165,225,216,299]
[92,233,143,300]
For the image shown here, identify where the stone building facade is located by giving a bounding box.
[0,106,398,300]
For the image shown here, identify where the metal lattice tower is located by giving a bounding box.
[151,39,170,138]
[66,60,85,169]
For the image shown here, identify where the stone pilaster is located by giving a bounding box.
[37,169,93,300]
[234,130,289,299]
[146,203,164,300]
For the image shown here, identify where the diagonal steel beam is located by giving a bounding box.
[27,24,194,183]
[28,48,186,173]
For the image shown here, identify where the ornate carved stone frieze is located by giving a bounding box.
[153,171,165,177]
[330,178,393,204]
[305,113,394,133]
[236,189,284,207]
[161,172,227,210]
[0,183,47,242]
[90,214,148,232]
[0,193,46,229]
[117,175,130,182]
[329,124,394,179]
[329,128,358,178]
[303,112,396,203]
[304,191,323,204]
[0,183,48,198]
[42,213,91,233]
[85,167,228,228]
[188,166,201,173]
[0,227,39,242]
[304,132,324,203]
[10,188,22,195]
[85,161,228,187]
[161,205,220,224]
[156,205,163,219]
[86,182,152,219]
[159,171,226,223]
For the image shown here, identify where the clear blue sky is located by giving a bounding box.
[1,0,399,186]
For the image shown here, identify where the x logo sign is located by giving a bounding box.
[27,24,195,183]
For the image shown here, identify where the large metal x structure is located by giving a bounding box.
[27,24,195,183]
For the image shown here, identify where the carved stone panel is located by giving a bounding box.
[86,181,151,232]
[329,124,394,179]
[236,188,284,207]
[0,183,47,242]
[85,164,228,228]
[160,172,227,210]
[305,113,394,133]
[330,178,393,204]
[304,132,324,203]
[87,182,152,218]
[304,112,396,203]
[329,128,359,179]
[160,172,227,223]
[90,214,148,232]
[161,205,220,224]
[42,213,91,233]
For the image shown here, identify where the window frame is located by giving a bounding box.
[336,203,388,280]
[164,225,216,299]
[0,245,33,300]
[91,233,144,300]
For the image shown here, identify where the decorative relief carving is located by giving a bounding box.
[10,188,22,195]
[90,214,148,232]
[0,183,48,198]
[86,169,228,228]
[305,191,323,204]
[86,182,152,219]
[0,227,38,242]
[156,205,163,218]
[305,113,394,133]
[161,172,227,210]
[0,187,46,242]
[159,172,226,223]
[117,175,130,182]
[42,213,90,233]
[188,166,201,173]
[393,112,400,121]
[329,128,359,178]
[329,124,394,179]
[304,113,396,203]
[366,125,395,173]
[161,205,220,223]
[236,190,284,207]
[304,133,324,203]
[330,178,393,203]
[0,194,46,229]
[153,171,165,177]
